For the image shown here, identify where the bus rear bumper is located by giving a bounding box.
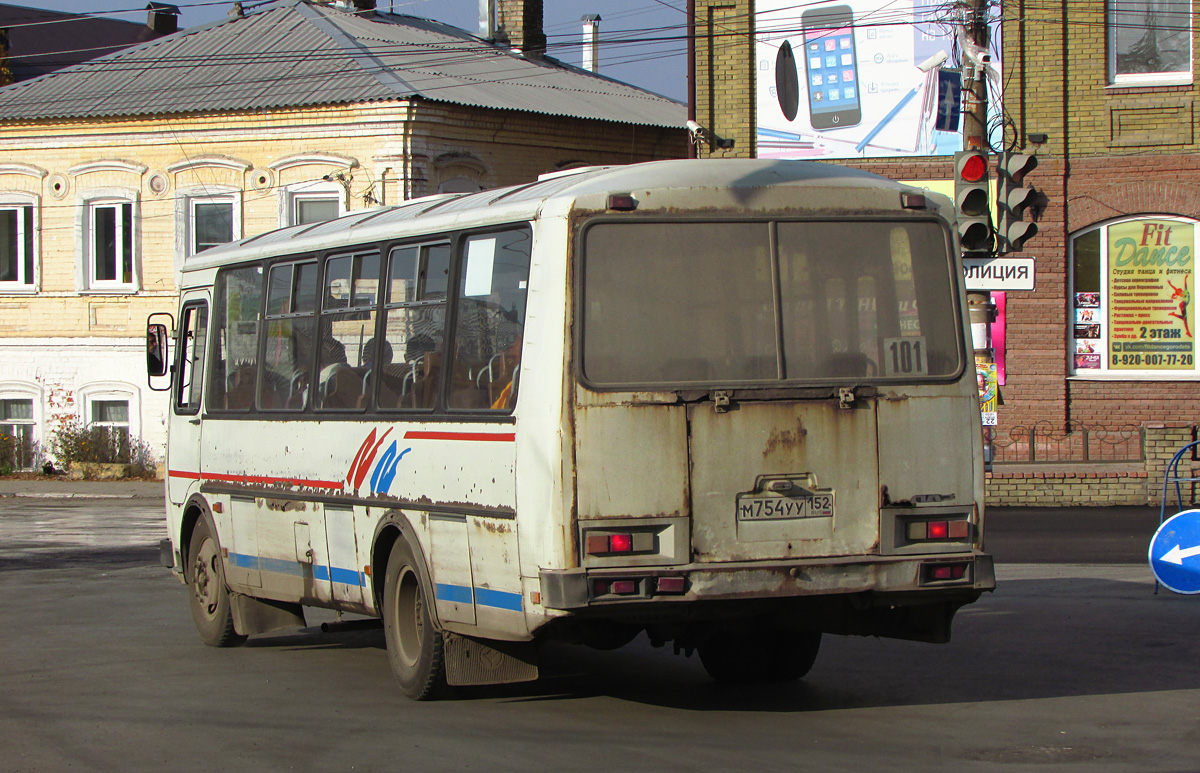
[539,552,994,612]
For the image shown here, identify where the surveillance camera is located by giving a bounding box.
[685,120,702,136]
[322,173,334,182]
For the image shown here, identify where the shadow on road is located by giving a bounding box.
[230,573,1200,713]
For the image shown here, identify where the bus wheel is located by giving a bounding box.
[188,519,246,648]
[763,630,821,681]
[382,539,446,700]
[698,631,766,683]
[698,629,821,683]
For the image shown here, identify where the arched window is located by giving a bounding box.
[1069,216,1197,377]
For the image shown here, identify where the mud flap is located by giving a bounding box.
[443,632,539,686]
[230,594,306,636]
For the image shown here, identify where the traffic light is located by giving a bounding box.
[954,150,992,256]
[996,152,1039,254]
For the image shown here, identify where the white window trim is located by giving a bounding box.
[78,383,140,442]
[174,185,243,278]
[0,191,39,293]
[75,187,140,294]
[1107,0,1194,86]
[0,381,42,470]
[279,180,345,227]
[1068,215,1199,379]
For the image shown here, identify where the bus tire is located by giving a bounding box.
[382,538,446,700]
[698,631,766,683]
[187,519,246,648]
[763,630,821,681]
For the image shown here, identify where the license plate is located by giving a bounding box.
[736,492,835,521]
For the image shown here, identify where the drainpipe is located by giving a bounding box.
[687,0,696,159]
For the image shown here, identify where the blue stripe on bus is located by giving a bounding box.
[436,583,523,612]
[227,553,521,611]
[227,552,367,587]
[435,583,474,604]
[474,587,524,612]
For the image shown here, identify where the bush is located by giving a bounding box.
[0,431,38,475]
[48,418,158,477]
[0,431,16,475]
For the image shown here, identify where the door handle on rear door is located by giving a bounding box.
[189,418,200,425]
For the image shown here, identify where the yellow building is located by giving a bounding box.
[0,0,686,469]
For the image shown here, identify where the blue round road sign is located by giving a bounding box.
[1149,509,1200,594]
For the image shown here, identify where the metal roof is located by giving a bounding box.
[0,0,684,128]
[185,159,923,272]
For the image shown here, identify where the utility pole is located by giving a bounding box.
[961,0,998,445]
[961,0,990,152]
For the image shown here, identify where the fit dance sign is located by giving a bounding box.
[1107,220,1194,370]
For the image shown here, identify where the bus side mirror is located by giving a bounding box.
[147,322,169,378]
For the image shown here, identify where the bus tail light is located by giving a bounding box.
[592,578,639,597]
[584,531,653,556]
[655,576,686,594]
[923,562,970,584]
[906,519,971,541]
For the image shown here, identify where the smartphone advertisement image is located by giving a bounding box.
[756,0,1003,159]
[801,5,861,130]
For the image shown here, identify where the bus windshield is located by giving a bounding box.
[580,219,963,386]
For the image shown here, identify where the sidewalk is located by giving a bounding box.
[0,478,165,499]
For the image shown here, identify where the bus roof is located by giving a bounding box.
[184,159,929,273]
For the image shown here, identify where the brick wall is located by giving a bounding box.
[986,423,1199,506]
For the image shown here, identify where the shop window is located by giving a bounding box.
[1069,216,1197,377]
[0,397,36,470]
[0,199,36,290]
[1108,1,1192,84]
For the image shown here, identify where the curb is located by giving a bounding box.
[0,492,143,499]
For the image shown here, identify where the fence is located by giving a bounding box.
[985,421,1144,465]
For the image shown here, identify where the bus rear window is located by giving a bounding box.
[580,220,961,387]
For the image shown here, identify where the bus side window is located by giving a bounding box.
[210,265,264,411]
[316,251,380,411]
[379,244,449,411]
[448,229,532,411]
[174,303,208,414]
[261,260,318,411]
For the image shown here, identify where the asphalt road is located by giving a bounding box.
[0,498,1197,772]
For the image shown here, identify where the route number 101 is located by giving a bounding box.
[883,336,929,376]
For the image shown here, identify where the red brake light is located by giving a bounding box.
[609,534,633,553]
[610,580,636,594]
[927,521,949,540]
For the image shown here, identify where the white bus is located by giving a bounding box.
[149,159,994,699]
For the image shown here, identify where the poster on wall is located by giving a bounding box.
[756,0,1002,159]
[976,356,997,426]
[1107,220,1195,370]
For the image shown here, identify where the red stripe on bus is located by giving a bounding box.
[404,430,516,442]
[168,470,343,490]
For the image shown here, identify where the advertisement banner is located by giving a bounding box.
[756,0,1002,160]
[1107,220,1195,370]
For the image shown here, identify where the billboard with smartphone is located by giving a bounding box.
[758,0,1003,159]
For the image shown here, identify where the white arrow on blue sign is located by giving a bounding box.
[1149,509,1200,594]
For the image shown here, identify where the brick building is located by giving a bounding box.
[0,0,685,470]
[691,0,1199,504]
